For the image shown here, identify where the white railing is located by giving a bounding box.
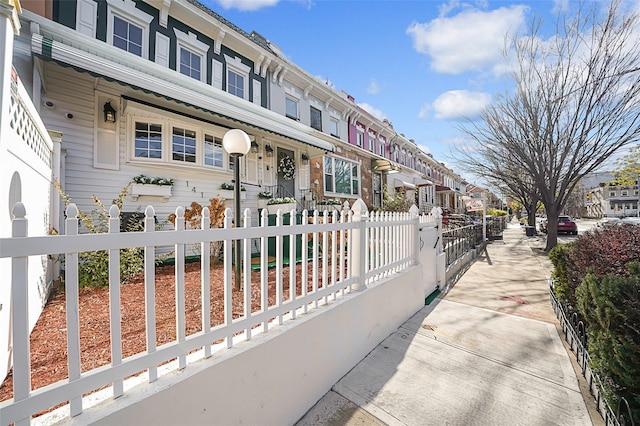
[0,199,423,425]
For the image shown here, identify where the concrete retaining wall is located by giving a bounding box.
[78,266,425,426]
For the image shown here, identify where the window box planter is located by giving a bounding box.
[129,184,172,202]
[267,203,296,215]
[257,199,269,209]
[317,204,341,213]
[218,189,247,200]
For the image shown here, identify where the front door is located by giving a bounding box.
[373,172,382,208]
[276,147,296,198]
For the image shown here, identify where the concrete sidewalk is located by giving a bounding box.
[296,224,599,426]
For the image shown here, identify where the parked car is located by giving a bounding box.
[557,216,578,235]
[540,215,578,235]
[621,216,640,225]
[595,217,622,228]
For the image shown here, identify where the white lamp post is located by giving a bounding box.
[222,129,251,290]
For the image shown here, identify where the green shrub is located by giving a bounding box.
[381,187,413,212]
[56,181,164,288]
[576,263,640,424]
[548,242,576,305]
[486,208,508,217]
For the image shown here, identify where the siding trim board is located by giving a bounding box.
[30,31,335,153]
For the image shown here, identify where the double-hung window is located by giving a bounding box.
[324,156,360,196]
[310,107,322,131]
[134,122,163,159]
[180,48,201,80]
[204,134,224,168]
[174,29,209,82]
[286,97,299,120]
[172,127,197,163]
[227,70,244,98]
[330,118,339,137]
[356,131,363,148]
[106,0,153,58]
[224,55,251,100]
[113,16,143,55]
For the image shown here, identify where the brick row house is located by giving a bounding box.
[13,0,466,231]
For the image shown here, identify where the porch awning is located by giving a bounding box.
[394,179,416,189]
[436,185,451,191]
[413,178,432,186]
[30,30,335,153]
[372,159,401,173]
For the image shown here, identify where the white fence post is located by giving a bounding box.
[108,205,123,398]
[65,204,83,417]
[350,199,368,292]
[144,205,158,382]
[201,207,211,357]
[173,206,186,370]
[10,203,30,426]
[410,205,419,265]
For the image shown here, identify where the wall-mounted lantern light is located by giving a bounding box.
[301,153,309,165]
[103,100,116,123]
[250,140,259,154]
[265,144,274,157]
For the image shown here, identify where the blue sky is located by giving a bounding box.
[201,0,638,181]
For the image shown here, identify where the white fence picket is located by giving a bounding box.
[108,205,123,398]
[0,199,440,425]
[201,207,212,359]
[144,206,158,382]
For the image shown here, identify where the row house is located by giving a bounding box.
[604,183,639,217]
[16,0,336,230]
[14,0,466,231]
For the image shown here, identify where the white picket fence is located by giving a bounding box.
[0,199,438,425]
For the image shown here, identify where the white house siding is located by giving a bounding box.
[39,63,314,241]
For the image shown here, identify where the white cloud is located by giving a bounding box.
[358,103,387,121]
[367,79,381,95]
[432,90,491,120]
[417,143,432,155]
[406,5,528,75]
[418,103,432,121]
[551,0,569,14]
[216,0,279,11]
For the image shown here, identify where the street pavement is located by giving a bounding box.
[296,220,601,426]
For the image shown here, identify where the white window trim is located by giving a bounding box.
[107,0,153,59]
[324,155,361,198]
[223,54,251,100]
[174,29,210,82]
[285,95,299,120]
[125,104,231,173]
[330,117,339,137]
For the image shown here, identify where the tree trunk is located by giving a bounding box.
[545,209,559,251]
[527,203,536,227]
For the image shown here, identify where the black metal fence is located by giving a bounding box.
[549,283,635,426]
[442,224,484,267]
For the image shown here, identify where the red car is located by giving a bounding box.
[557,215,578,235]
[540,215,578,235]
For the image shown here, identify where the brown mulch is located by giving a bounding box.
[0,260,340,406]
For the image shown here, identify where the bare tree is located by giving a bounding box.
[456,0,640,250]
